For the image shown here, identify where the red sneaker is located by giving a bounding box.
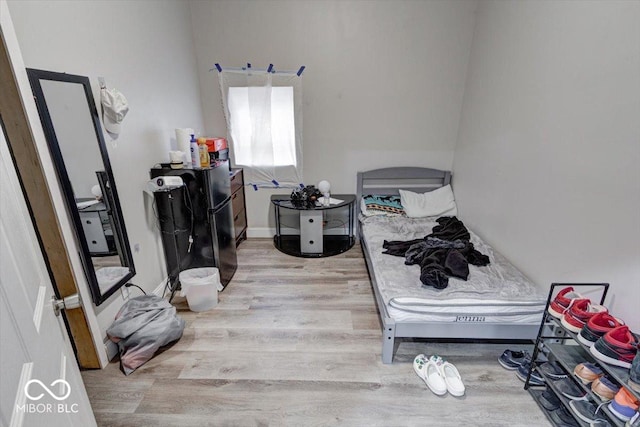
[590,326,639,369]
[548,287,586,319]
[560,299,608,333]
[577,312,625,347]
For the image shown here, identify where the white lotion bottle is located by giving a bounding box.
[190,134,199,168]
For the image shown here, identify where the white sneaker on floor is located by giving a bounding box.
[413,354,447,395]
[413,354,428,380]
[430,355,466,397]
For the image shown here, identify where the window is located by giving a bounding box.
[218,70,303,187]
[227,86,296,167]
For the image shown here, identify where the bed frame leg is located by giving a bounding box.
[382,323,396,364]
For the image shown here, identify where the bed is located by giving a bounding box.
[356,167,546,363]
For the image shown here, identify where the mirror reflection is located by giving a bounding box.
[28,70,135,305]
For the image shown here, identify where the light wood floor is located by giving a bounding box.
[81,239,550,427]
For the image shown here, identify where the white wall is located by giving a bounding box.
[453,1,640,330]
[190,0,477,234]
[7,0,205,338]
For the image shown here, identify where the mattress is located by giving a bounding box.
[360,215,546,323]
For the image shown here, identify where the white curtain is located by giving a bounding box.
[218,69,303,188]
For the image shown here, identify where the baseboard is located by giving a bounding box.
[104,338,118,361]
[152,278,168,297]
[247,227,274,238]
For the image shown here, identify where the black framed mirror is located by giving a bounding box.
[27,69,135,306]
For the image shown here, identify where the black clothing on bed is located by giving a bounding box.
[382,217,478,258]
[382,216,490,290]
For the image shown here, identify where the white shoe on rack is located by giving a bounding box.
[430,355,466,397]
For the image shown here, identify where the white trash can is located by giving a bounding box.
[179,267,223,312]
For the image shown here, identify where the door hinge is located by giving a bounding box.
[52,293,81,316]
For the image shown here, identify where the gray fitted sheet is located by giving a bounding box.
[360,215,546,312]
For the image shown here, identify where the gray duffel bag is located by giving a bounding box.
[107,295,185,375]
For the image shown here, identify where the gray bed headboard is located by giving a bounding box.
[356,166,451,201]
[355,167,451,238]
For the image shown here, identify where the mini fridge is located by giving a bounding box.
[150,161,237,290]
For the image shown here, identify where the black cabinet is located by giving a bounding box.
[230,168,247,246]
[150,164,237,291]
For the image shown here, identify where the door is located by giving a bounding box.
[0,123,96,426]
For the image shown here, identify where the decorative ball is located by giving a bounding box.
[317,180,331,195]
[91,184,103,199]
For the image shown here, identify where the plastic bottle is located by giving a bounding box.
[190,134,199,168]
[198,138,209,168]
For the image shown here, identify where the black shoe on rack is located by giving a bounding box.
[516,360,545,386]
[539,361,568,380]
[548,405,580,427]
[553,377,587,400]
[539,388,561,411]
[590,419,613,427]
[569,399,610,425]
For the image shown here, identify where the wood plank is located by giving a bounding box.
[80,366,154,414]
[191,309,353,330]
[179,351,381,382]
[350,308,383,330]
[183,328,381,354]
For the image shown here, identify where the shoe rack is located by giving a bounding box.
[525,283,640,427]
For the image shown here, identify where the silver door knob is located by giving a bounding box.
[52,293,81,316]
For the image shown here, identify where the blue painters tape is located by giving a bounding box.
[271,180,279,187]
[252,184,258,191]
[267,64,273,73]
[215,63,222,72]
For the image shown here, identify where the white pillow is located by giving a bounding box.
[399,185,458,218]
